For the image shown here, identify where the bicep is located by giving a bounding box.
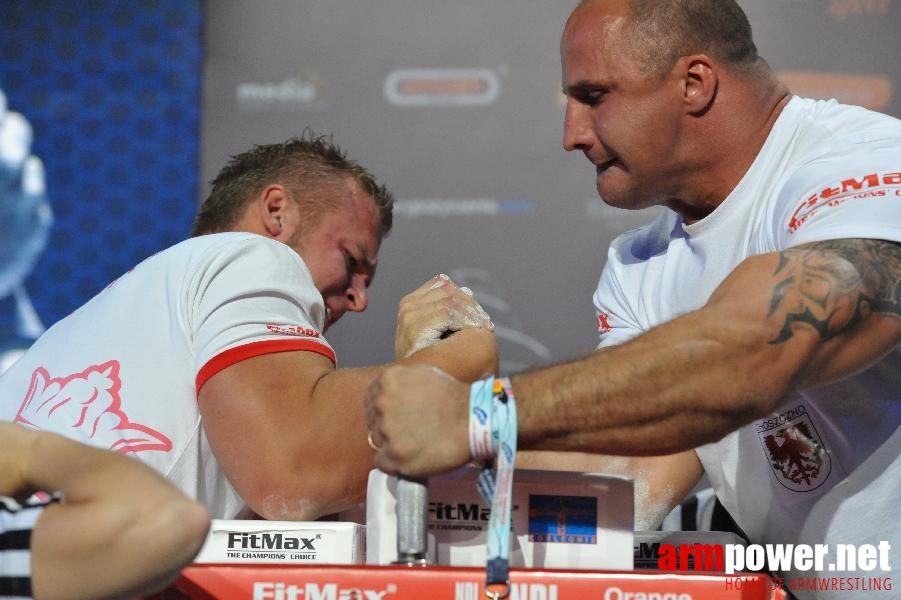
[781,238,901,384]
[708,238,901,390]
[197,350,335,508]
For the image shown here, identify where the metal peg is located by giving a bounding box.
[394,476,430,565]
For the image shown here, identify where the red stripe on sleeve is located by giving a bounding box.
[196,339,337,393]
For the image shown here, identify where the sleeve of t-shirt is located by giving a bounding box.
[773,141,901,248]
[189,236,336,392]
[593,240,645,351]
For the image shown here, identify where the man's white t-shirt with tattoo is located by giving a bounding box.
[0,233,335,520]
[593,97,901,595]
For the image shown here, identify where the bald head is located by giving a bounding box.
[570,0,763,79]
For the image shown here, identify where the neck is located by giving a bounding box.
[669,75,791,224]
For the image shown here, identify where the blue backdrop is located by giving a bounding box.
[0,0,202,355]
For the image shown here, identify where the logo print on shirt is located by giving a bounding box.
[756,406,831,492]
[787,171,901,233]
[265,323,321,338]
[597,313,612,334]
[14,360,173,454]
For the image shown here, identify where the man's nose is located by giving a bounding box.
[562,101,593,152]
[346,279,368,312]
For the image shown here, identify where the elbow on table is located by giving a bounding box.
[243,467,370,522]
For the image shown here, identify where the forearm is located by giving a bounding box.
[401,327,498,381]
[517,242,901,455]
[515,311,784,454]
[12,428,209,600]
[33,485,209,600]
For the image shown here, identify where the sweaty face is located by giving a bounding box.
[561,3,686,210]
[289,181,381,331]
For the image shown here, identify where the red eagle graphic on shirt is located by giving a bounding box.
[14,360,172,454]
[759,415,831,492]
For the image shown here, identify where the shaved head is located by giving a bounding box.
[572,0,762,78]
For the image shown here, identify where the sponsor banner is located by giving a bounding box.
[634,531,747,571]
[365,467,634,570]
[777,71,893,111]
[395,198,534,218]
[177,564,788,600]
[194,520,365,565]
[826,0,892,21]
[528,494,598,544]
[236,76,326,110]
[384,68,500,107]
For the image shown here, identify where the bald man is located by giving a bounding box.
[366,2,901,596]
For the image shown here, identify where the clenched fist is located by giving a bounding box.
[395,274,494,360]
[365,364,472,477]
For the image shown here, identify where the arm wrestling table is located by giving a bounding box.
[173,472,787,599]
[176,564,786,599]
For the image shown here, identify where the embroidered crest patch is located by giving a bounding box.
[756,405,831,492]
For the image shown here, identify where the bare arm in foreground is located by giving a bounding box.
[0,422,210,600]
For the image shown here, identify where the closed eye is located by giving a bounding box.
[578,90,605,107]
[344,249,374,287]
[565,84,608,108]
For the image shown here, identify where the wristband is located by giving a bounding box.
[468,376,495,462]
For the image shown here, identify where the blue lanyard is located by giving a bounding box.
[471,377,517,600]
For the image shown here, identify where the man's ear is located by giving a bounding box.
[681,55,717,115]
[258,185,290,237]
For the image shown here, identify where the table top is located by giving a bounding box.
[177,563,788,600]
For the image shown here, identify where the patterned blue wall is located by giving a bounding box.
[0,0,202,357]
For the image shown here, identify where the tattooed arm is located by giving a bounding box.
[509,238,901,454]
[764,239,901,386]
[367,239,901,477]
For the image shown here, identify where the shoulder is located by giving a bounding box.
[172,233,313,278]
[167,232,293,256]
[781,96,901,160]
[762,98,901,241]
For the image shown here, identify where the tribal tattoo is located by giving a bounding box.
[767,239,901,345]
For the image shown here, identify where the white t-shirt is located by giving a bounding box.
[0,233,335,519]
[593,97,901,595]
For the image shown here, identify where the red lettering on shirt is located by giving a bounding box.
[787,171,900,233]
[266,323,321,338]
